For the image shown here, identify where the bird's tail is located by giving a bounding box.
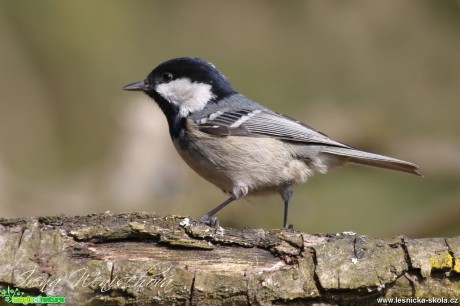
[319,147,422,176]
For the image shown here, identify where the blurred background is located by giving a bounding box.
[0,0,459,238]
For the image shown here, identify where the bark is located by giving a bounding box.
[0,212,459,305]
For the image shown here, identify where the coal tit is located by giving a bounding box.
[123,57,421,228]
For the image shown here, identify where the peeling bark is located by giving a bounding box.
[0,212,459,305]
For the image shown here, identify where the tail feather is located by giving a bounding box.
[320,147,422,176]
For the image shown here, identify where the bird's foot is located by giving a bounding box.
[199,215,220,228]
[286,224,294,230]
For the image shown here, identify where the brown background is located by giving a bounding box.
[0,1,459,237]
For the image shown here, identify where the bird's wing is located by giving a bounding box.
[193,108,422,176]
[195,109,351,148]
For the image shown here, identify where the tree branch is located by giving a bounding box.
[0,212,459,305]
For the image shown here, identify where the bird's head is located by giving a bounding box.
[124,57,236,118]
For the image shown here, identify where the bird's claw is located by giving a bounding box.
[199,215,220,228]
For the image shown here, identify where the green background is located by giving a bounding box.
[1,1,459,237]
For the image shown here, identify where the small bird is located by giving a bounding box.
[123,57,421,228]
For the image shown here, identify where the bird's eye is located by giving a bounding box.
[162,72,173,83]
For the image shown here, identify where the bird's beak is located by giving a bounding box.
[123,81,147,91]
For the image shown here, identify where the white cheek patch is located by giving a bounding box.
[156,78,215,117]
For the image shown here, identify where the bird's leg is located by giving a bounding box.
[200,184,247,227]
[280,185,294,229]
[200,195,236,226]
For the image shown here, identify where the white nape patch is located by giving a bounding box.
[156,78,215,117]
[229,110,262,128]
[206,61,227,80]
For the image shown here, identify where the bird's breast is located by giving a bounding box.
[171,120,315,194]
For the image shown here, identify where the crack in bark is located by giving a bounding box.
[400,236,413,270]
[308,247,326,295]
[400,236,417,296]
[109,261,115,285]
[14,226,26,259]
[337,270,341,289]
[403,272,417,297]
[444,238,455,271]
[190,271,196,305]
[37,219,42,244]
[353,237,358,259]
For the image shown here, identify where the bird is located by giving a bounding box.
[123,57,421,228]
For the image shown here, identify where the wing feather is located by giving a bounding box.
[195,109,350,148]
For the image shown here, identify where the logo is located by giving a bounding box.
[0,286,66,305]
